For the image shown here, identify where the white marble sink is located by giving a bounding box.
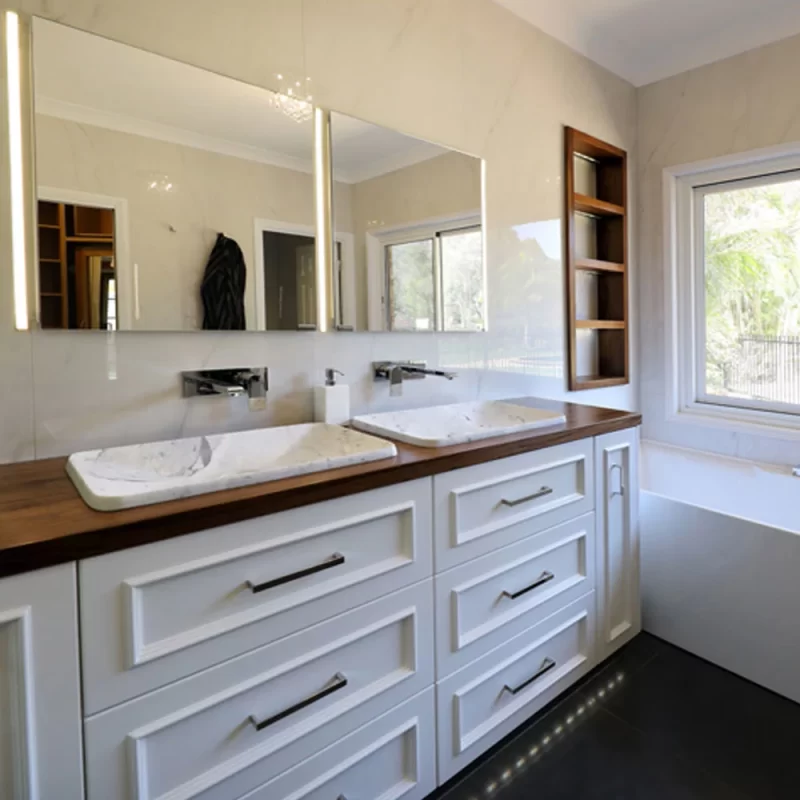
[67,423,397,511]
[351,401,566,448]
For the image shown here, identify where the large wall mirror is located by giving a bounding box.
[16,17,486,334]
[31,18,318,332]
[330,112,485,332]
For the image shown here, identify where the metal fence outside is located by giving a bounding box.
[724,335,800,405]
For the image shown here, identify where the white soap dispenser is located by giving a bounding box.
[314,368,350,425]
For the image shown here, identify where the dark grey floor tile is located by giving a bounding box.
[601,639,800,799]
[433,634,800,800]
[441,709,745,800]
[431,634,678,799]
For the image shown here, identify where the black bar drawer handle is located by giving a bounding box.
[500,486,553,508]
[502,570,555,600]
[502,658,557,696]
[248,672,348,731]
[247,552,345,594]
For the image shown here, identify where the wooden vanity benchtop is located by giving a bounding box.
[0,398,640,578]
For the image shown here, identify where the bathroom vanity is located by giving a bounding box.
[0,400,640,800]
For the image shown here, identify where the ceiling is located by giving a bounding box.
[32,18,447,183]
[494,0,800,86]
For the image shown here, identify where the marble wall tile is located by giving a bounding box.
[638,31,800,465]
[2,0,637,461]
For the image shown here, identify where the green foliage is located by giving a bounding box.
[388,240,435,331]
[704,180,800,393]
[442,229,484,331]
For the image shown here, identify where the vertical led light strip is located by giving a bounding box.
[6,11,28,330]
[314,108,332,332]
[480,158,489,331]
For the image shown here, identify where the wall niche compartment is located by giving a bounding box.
[565,127,628,391]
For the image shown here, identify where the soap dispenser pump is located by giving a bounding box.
[314,368,350,425]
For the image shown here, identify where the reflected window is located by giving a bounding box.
[387,240,435,331]
[384,222,484,332]
[441,227,484,332]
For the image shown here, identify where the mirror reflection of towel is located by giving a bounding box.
[201,233,247,330]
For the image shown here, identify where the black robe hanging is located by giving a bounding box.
[201,233,247,330]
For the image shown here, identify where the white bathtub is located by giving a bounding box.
[641,441,800,703]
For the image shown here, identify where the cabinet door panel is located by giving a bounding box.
[84,582,434,800]
[595,427,640,660]
[435,513,595,678]
[81,478,432,713]
[436,593,596,782]
[231,689,436,800]
[0,564,83,800]
[434,440,594,571]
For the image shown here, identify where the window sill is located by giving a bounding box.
[667,401,800,442]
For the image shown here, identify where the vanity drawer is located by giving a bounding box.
[433,440,594,571]
[435,513,595,678]
[84,581,435,800]
[233,689,436,800]
[436,593,595,782]
[80,478,433,714]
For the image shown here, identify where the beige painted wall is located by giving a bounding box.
[35,114,358,331]
[348,150,481,330]
[0,0,637,463]
[638,30,800,465]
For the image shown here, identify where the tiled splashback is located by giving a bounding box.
[0,0,637,463]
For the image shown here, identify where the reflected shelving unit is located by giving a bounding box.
[36,200,115,329]
[564,127,628,390]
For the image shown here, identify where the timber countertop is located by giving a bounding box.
[0,398,640,578]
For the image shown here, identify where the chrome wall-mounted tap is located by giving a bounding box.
[373,361,458,397]
[182,368,268,400]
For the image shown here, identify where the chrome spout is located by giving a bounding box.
[182,368,269,400]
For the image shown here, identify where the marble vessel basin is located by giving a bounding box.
[66,423,397,511]
[351,401,566,448]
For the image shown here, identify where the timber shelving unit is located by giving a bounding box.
[36,200,115,329]
[564,126,628,390]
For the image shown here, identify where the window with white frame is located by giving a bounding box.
[372,218,485,332]
[670,155,800,422]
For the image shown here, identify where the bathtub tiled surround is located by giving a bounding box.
[0,0,637,465]
[641,441,800,706]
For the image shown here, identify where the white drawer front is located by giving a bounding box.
[232,689,436,800]
[434,440,594,571]
[81,478,433,713]
[85,582,434,800]
[435,513,595,678]
[436,593,595,782]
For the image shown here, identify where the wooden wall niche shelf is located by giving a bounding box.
[564,127,628,391]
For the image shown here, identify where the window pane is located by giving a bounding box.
[704,177,800,407]
[387,240,434,331]
[441,228,484,331]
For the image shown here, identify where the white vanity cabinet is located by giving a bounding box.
[0,564,84,800]
[432,431,640,780]
[4,427,639,799]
